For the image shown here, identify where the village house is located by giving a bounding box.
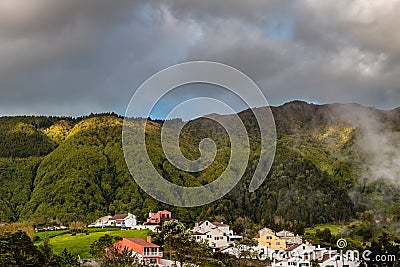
[88,213,137,228]
[144,210,172,225]
[276,230,303,245]
[114,237,163,265]
[255,228,287,251]
[88,215,112,228]
[193,220,243,244]
[318,253,360,267]
[273,242,360,267]
[284,243,319,260]
[193,227,229,249]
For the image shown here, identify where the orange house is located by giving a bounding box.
[115,237,162,264]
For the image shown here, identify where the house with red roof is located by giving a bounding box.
[145,210,172,225]
[114,237,163,265]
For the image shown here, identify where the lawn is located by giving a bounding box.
[304,223,344,235]
[36,229,152,259]
[35,230,69,240]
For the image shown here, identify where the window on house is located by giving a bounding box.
[276,242,280,245]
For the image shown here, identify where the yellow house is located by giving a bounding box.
[255,228,287,251]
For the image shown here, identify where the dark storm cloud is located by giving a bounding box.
[0,0,399,116]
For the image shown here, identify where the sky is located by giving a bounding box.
[0,0,399,119]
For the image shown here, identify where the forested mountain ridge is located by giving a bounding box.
[0,102,399,232]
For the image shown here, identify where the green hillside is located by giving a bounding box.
[0,102,399,233]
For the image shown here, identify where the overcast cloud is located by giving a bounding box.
[0,0,399,117]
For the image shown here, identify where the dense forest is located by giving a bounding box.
[0,102,399,233]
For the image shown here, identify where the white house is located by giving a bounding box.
[89,213,137,228]
[274,242,360,267]
[193,228,229,249]
[284,243,319,259]
[193,220,243,244]
[194,220,229,234]
[110,213,137,228]
[88,215,113,227]
[318,253,360,267]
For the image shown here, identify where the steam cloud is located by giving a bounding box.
[332,104,400,186]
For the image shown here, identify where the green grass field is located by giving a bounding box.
[35,230,69,240]
[304,223,344,235]
[35,229,152,259]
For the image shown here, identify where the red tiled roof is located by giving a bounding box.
[125,238,159,248]
[110,214,128,220]
[254,233,260,238]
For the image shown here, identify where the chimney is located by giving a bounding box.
[147,236,152,243]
